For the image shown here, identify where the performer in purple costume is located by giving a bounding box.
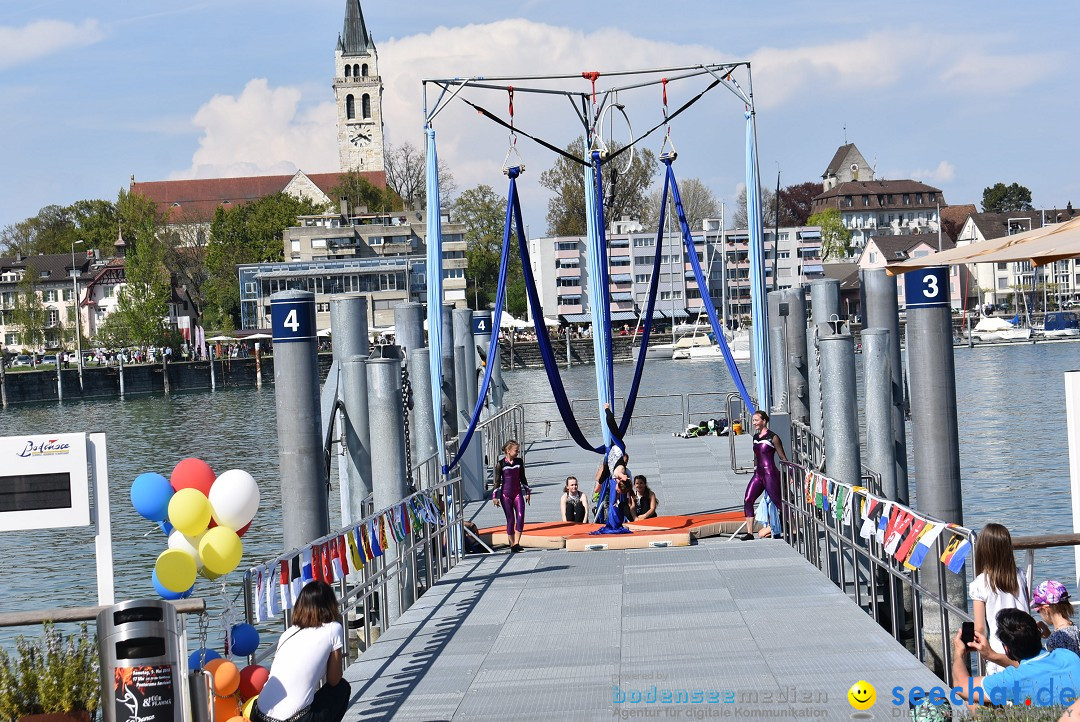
[492,440,530,552]
[740,410,787,541]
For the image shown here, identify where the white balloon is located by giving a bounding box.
[167,530,204,570]
[208,469,260,530]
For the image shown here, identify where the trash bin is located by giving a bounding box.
[97,599,187,722]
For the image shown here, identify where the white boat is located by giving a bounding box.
[671,327,750,361]
[631,342,675,360]
[969,316,1032,342]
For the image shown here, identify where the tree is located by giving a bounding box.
[777,181,824,226]
[982,182,1034,213]
[808,208,852,260]
[539,137,657,236]
[384,141,457,210]
[114,189,171,348]
[204,193,322,326]
[329,171,400,214]
[450,184,527,316]
[0,199,119,257]
[642,178,720,232]
[11,270,48,349]
[732,186,777,229]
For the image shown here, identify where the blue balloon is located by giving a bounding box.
[188,647,221,671]
[131,472,173,521]
[152,569,193,601]
[229,623,260,657]
[158,520,174,536]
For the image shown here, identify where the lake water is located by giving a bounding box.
[1,341,1076,650]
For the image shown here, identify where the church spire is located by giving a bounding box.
[337,0,373,55]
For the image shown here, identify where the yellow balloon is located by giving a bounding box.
[155,549,197,593]
[242,695,258,720]
[199,527,243,576]
[200,566,222,581]
[168,488,212,537]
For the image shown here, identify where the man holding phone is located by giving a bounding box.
[951,609,1080,709]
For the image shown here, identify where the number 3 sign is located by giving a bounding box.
[904,266,949,309]
[271,293,316,343]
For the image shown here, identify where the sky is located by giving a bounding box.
[2,0,1078,233]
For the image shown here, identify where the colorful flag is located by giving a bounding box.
[941,533,976,569]
[290,555,304,601]
[254,566,267,623]
[301,548,315,584]
[804,471,814,505]
[330,539,345,581]
[401,503,412,536]
[359,523,372,560]
[379,515,390,550]
[267,563,281,618]
[369,519,383,558]
[894,517,927,562]
[841,488,855,526]
[311,545,323,583]
[884,510,913,555]
[833,487,847,522]
[905,523,946,570]
[347,529,364,569]
[859,498,880,540]
[321,542,333,581]
[876,503,893,544]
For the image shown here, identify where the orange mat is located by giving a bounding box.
[478,511,742,551]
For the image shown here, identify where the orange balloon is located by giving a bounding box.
[214,695,241,721]
[226,718,245,722]
[213,660,241,696]
[204,658,226,675]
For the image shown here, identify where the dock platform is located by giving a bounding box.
[342,435,945,720]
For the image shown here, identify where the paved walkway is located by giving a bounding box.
[342,540,943,720]
[342,434,946,720]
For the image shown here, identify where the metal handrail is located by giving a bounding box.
[779,460,977,683]
[242,463,465,668]
[726,392,756,473]
[0,598,206,628]
[475,404,525,487]
[790,419,824,471]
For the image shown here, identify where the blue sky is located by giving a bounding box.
[2,0,1077,232]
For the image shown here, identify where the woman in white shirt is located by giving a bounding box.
[254,581,351,722]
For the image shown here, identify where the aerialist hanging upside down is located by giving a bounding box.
[590,404,633,532]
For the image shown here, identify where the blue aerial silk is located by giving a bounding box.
[584,150,615,449]
[444,168,516,472]
[665,158,755,412]
[425,126,446,470]
[745,111,770,411]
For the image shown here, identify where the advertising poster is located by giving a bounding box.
[114,664,174,722]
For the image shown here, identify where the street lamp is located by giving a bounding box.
[71,240,84,383]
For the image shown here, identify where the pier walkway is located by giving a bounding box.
[342,435,944,720]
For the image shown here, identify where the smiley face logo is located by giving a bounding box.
[848,680,876,710]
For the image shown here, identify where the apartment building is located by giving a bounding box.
[239,206,467,329]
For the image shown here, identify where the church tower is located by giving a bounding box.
[334,1,385,174]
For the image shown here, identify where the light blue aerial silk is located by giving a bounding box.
[584,150,614,450]
[745,111,771,411]
[425,125,445,469]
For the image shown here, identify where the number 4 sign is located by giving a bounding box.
[271,294,316,343]
[904,266,950,309]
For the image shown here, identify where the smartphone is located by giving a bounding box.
[961,621,975,644]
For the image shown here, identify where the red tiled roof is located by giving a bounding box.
[131,170,387,223]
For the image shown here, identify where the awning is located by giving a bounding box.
[888,215,1080,274]
[609,273,632,284]
[803,264,825,274]
[684,271,699,279]
[611,292,634,302]
[560,310,639,324]
[799,230,822,239]
[610,311,638,322]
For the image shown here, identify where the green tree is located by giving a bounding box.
[808,208,852,260]
[329,171,401,214]
[451,184,526,316]
[982,182,1034,213]
[114,190,170,347]
[11,270,49,349]
[0,200,119,257]
[539,137,657,236]
[204,193,322,326]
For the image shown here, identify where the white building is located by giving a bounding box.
[955,208,1080,309]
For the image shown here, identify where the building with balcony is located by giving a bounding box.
[238,205,467,329]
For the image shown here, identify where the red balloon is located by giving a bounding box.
[238,664,270,700]
[171,458,216,495]
[208,519,251,537]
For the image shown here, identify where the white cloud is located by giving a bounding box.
[0,19,105,70]
[171,79,337,179]
[911,161,956,185]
